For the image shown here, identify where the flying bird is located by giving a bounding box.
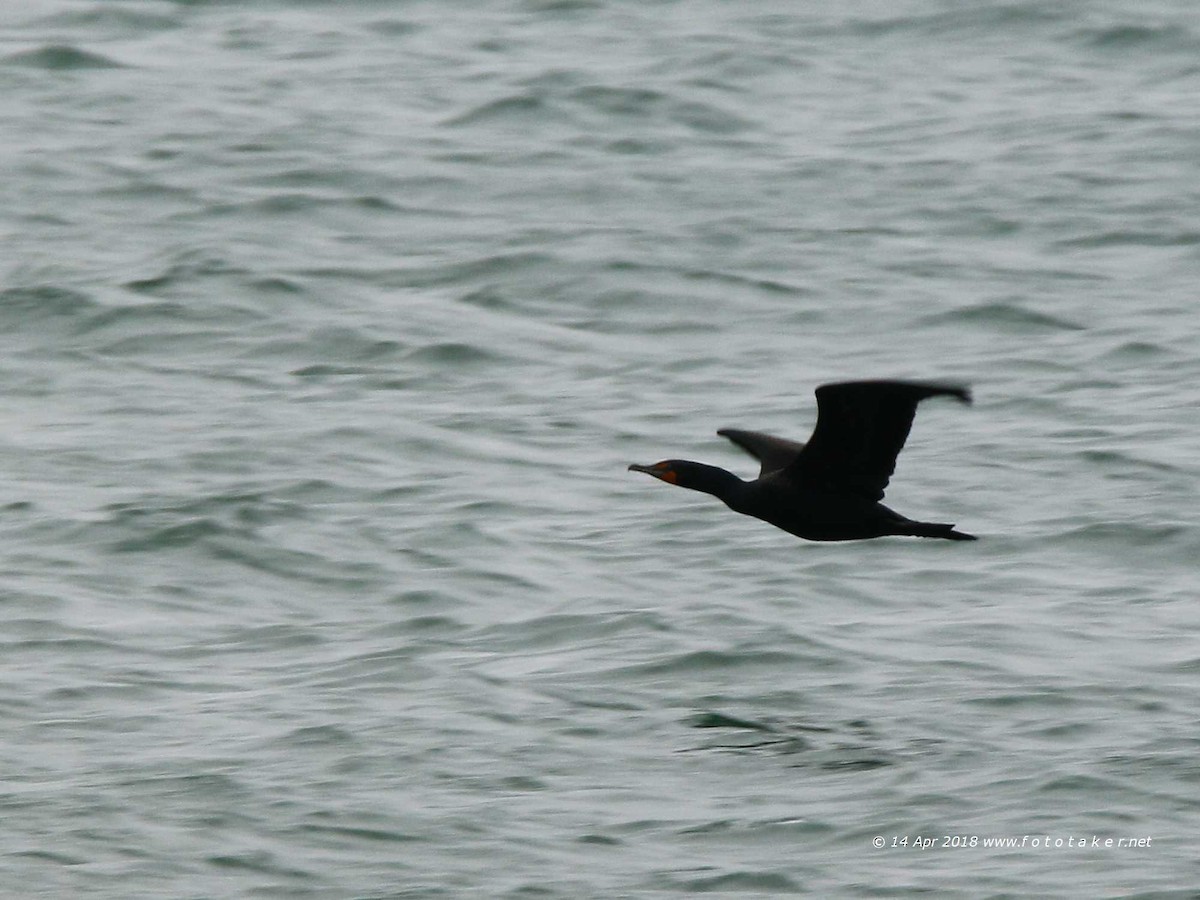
[629,380,976,542]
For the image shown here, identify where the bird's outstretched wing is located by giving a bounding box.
[786,380,971,501]
[717,429,806,477]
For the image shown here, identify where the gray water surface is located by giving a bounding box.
[2,1,1199,896]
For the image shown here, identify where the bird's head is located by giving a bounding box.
[628,460,682,484]
[628,459,743,500]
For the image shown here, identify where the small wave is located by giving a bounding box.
[46,8,178,30]
[1059,521,1188,547]
[1151,657,1200,675]
[682,711,895,769]
[206,851,311,880]
[443,93,560,128]
[967,690,1078,709]
[1093,340,1169,362]
[122,252,247,296]
[209,541,383,589]
[919,301,1083,332]
[1054,230,1200,249]
[0,285,97,326]
[526,0,604,11]
[111,517,225,553]
[602,137,672,155]
[683,268,807,296]
[472,610,671,654]
[249,276,306,295]
[675,871,804,893]
[687,711,780,732]
[1036,773,1125,795]
[669,98,754,135]
[3,44,125,70]
[85,300,256,333]
[384,251,556,289]
[845,3,1067,39]
[289,364,385,378]
[577,833,621,846]
[273,724,358,748]
[403,341,496,365]
[570,84,667,118]
[5,633,123,655]
[1079,23,1197,51]
[1075,448,1182,475]
[264,325,405,368]
[618,646,838,679]
[372,614,465,637]
[99,490,330,566]
[10,850,87,866]
[299,823,426,845]
[198,624,324,657]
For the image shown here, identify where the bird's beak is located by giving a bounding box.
[628,462,676,484]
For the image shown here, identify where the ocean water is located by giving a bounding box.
[2,0,1200,896]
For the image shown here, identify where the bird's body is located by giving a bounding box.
[629,380,976,543]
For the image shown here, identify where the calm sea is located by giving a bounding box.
[2,1,1199,896]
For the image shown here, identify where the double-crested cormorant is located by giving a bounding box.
[629,379,976,542]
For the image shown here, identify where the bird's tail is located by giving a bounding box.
[903,521,977,541]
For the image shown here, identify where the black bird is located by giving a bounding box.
[629,380,976,542]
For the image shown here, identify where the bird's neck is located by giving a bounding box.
[680,463,747,505]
